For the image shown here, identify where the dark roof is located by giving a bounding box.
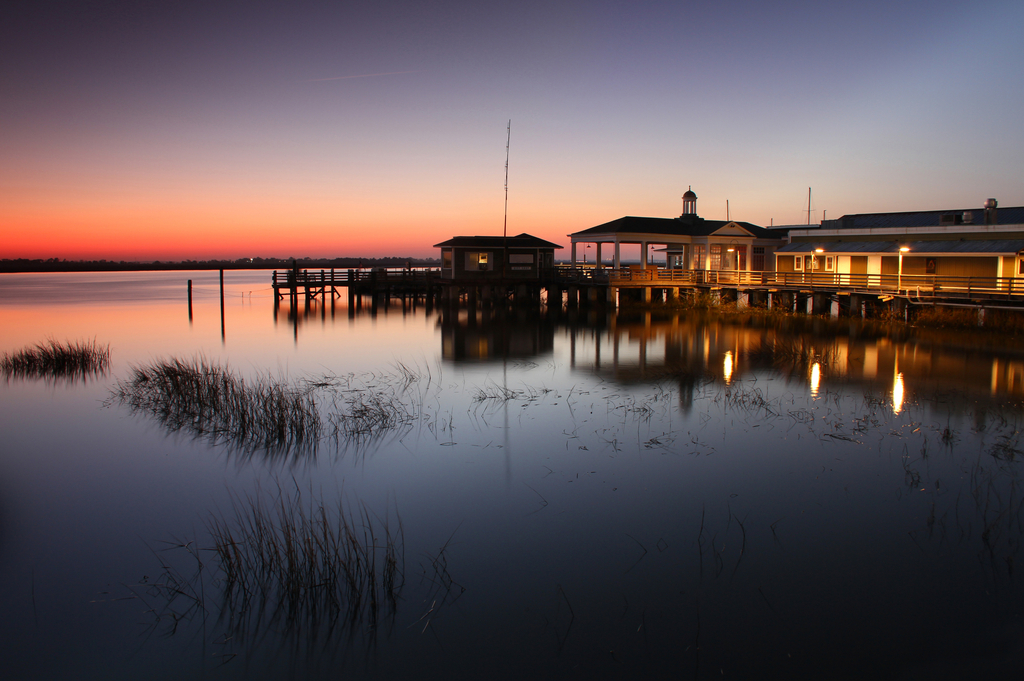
[434,233,562,249]
[777,239,1024,255]
[569,215,780,239]
[820,206,1024,230]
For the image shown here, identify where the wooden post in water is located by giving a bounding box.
[219,269,225,342]
[187,279,193,322]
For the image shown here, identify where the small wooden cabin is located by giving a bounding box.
[435,233,562,281]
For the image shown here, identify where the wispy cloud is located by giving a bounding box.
[303,70,418,83]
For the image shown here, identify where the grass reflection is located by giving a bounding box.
[110,358,439,461]
[110,357,321,460]
[1,338,109,383]
[132,487,409,663]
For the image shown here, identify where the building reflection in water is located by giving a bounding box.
[565,312,1024,414]
[272,289,433,343]
[276,293,1024,415]
[438,306,555,362]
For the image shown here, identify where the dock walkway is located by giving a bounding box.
[271,266,1024,309]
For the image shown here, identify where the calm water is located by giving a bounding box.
[2,270,1024,680]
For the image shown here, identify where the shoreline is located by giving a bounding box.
[0,257,440,274]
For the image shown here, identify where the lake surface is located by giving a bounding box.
[2,270,1024,680]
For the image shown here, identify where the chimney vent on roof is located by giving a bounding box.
[985,198,998,225]
[962,211,973,224]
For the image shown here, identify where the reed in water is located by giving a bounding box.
[110,357,321,457]
[1,338,109,383]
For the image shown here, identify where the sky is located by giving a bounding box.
[2,0,1022,261]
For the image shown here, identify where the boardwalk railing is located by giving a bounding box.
[272,267,441,290]
[274,266,1024,302]
[551,266,1024,298]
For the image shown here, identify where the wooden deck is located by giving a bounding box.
[271,266,1024,307]
[272,267,442,301]
[550,267,1024,304]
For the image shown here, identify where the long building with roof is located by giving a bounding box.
[777,198,1024,280]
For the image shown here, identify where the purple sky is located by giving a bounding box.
[2,0,1022,259]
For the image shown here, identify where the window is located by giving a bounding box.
[825,256,834,271]
[752,246,765,271]
[442,249,452,269]
[794,255,802,271]
[465,252,491,271]
[692,245,706,269]
[509,254,533,264]
[710,245,722,270]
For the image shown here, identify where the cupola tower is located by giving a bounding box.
[682,187,697,216]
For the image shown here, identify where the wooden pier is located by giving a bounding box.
[272,267,442,302]
[272,266,1024,316]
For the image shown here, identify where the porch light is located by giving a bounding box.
[815,248,824,253]
[898,246,910,291]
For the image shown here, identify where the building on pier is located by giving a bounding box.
[778,199,1024,280]
[568,188,785,273]
[434,233,561,281]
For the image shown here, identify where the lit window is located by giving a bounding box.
[692,245,706,269]
[465,252,492,271]
[710,245,722,269]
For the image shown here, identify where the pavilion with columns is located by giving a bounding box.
[567,188,784,273]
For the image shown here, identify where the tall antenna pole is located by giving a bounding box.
[807,187,811,225]
[503,120,510,279]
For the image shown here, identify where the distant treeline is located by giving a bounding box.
[0,257,440,274]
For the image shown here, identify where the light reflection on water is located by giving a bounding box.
[2,271,1024,679]
[893,370,906,415]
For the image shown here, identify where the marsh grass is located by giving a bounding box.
[111,358,447,458]
[719,384,780,417]
[1,338,109,383]
[328,388,415,451]
[110,357,320,458]
[413,530,465,635]
[910,306,980,330]
[473,383,522,402]
[315,369,425,453]
[135,488,405,658]
[208,488,404,643]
